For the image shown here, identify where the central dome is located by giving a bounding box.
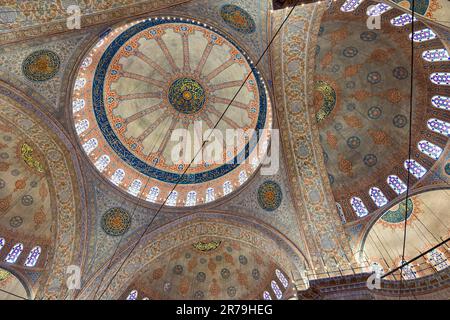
[71,17,272,207]
[168,77,206,114]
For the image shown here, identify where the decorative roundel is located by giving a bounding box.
[445,163,450,176]
[393,66,409,80]
[367,71,381,84]
[22,50,60,82]
[72,17,272,207]
[393,114,407,128]
[9,216,23,228]
[347,136,361,149]
[381,198,413,224]
[101,207,131,236]
[257,180,282,211]
[220,4,256,34]
[363,154,377,167]
[360,31,377,42]
[168,77,206,114]
[342,46,358,58]
[368,106,382,119]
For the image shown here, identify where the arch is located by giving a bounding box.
[77,212,309,300]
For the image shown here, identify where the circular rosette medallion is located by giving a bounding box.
[72,17,272,207]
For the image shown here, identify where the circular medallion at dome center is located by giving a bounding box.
[168,78,206,114]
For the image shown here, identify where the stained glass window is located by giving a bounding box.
[387,175,407,195]
[82,138,98,155]
[276,269,289,288]
[399,260,416,280]
[263,291,272,300]
[340,0,364,12]
[5,243,23,264]
[409,28,437,42]
[110,169,125,185]
[205,187,215,203]
[431,95,450,111]
[418,140,443,160]
[94,155,110,172]
[72,98,85,113]
[426,249,449,271]
[238,170,248,185]
[430,73,450,86]
[75,119,89,135]
[81,57,92,69]
[0,238,4,251]
[369,187,388,207]
[186,191,197,206]
[391,13,416,27]
[371,262,384,277]
[366,3,391,16]
[271,280,283,300]
[74,78,86,90]
[24,246,41,267]
[427,118,450,137]
[128,179,142,196]
[404,159,427,179]
[350,197,369,217]
[146,187,159,203]
[336,203,346,224]
[422,49,450,62]
[126,290,138,300]
[223,181,233,195]
[166,191,178,206]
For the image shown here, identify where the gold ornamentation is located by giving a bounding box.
[0,269,11,282]
[21,143,44,173]
[192,240,222,252]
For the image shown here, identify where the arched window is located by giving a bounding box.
[422,49,450,62]
[404,159,427,179]
[142,297,150,300]
[366,3,391,16]
[391,13,416,27]
[336,202,346,224]
[82,138,98,155]
[399,260,416,280]
[166,191,178,206]
[369,187,388,207]
[340,0,364,12]
[431,95,450,111]
[72,98,85,113]
[5,243,24,264]
[223,181,233,195]
[146,186,159,203]
[276,269,289,289]
[128,179,142,196]
[74,77,87,90]
[0,238,5,251]
[75,119,89,135]
[430,73,450,86]
[186,191,197,206]
[126,290,138,300]
[205,187,215,203]
[271,280,283,300]
[238,170,248,185]
[387,175,407,195]
[94,155,110,172]
[24,246,42,267]
[427,118,450,137]
[263,291,272,300]
[409,28,437,42]
[350,197,368,217]
[426,249,449,272]
[110,169,125,185]
[418,140,443,160]
[81,57,92,69]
